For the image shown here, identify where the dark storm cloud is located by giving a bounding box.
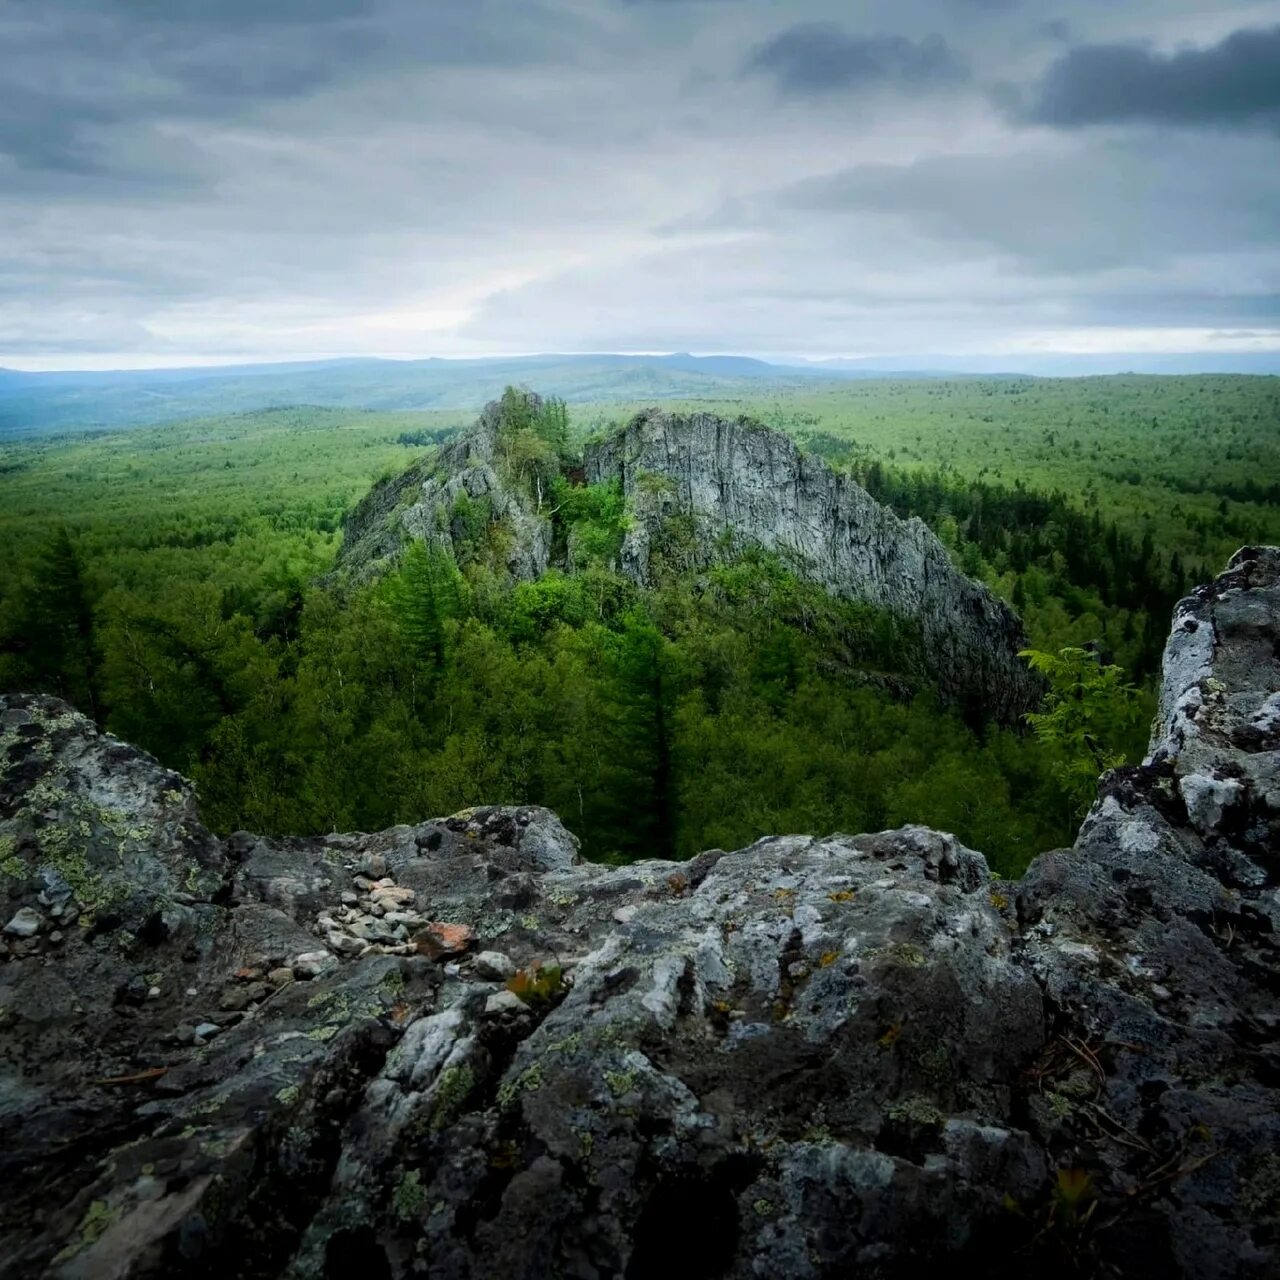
[744,25,967,97]
[1024,24,1280,128]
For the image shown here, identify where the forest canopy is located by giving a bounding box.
[3,376,1277,875]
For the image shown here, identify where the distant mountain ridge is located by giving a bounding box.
[0,353,833,437]
[2,350,1276,437]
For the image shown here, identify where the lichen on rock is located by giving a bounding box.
[0,549,1276,1278]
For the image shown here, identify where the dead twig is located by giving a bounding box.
[93,1067,169,1087]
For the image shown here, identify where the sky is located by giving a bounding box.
[3,0,1279,370]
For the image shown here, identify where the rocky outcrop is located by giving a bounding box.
[337,395,1035,718]
[586,409,1039,721]
[336,392,552,582]
[0,548,1276,1279]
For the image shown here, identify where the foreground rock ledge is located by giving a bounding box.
[0,547,1277,1280]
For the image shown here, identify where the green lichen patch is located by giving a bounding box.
[430,1064,477,1131]
[393,1169,428,1222]
[496,1061,544,1110]
[603,1068,638,1098]
[887,1096,944,1127]
[51,1198,122,1264]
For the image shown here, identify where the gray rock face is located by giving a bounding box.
[337,392,552,582]
[586,409,1040,721]
[0,549,1277,1279]
[1017,545,1280,1279]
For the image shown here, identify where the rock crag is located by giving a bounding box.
[337,394,1037,719]
[337,393,552,584]
[0,548,1276,1279]
[586,409,1039,721]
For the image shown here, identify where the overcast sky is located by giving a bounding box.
[3,0,1279,368]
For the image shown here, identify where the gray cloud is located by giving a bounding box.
[744,25,967,96]
[0,0,587,179]
[769,136,1280,273]
[1024,24,1280,128]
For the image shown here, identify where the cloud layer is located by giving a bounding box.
[2,0,1277,367]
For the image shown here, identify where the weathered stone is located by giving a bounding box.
[370,885,416,908]
[0,550,1275,1279]
[292,951,339,980]
[2,907,42,938]
[474,950,516,981]
[483,989,527,1017]
[412,921,475,958]
[358,852,388,879]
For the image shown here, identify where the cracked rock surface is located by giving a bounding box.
[0,548,1277,1279]
[585,409,1041,722]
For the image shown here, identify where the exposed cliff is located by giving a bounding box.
[336,392,552,583]
[586,409,1039,721]
[0,548,1276,1278]
[339,394,1038,721]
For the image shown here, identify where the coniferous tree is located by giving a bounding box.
[4,527,102,719]
[387,541,464,690]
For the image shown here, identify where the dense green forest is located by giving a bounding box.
[2,377,1276,875]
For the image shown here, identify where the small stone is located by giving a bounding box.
[267,967,294,987]
[186,986,198,997]
[292,951,339,980]
[413,922,475,959]
[219,986,254,1012]
[375,877,394,888]
[172,1023,196,1044]
[326,930,366,957]
[340,891,360,906]
[612,906,637,925]
[443,961,461,977]
[475,951,517,981]
[350,919,393,943]
[383,911,422,927]
[371,885,415,908]
[2,908,42,939]
[48,931,63,945]
[358,852,388,879]
[484,990,528,1017]
[352,875,376,892]
[147,986,161,1000]
[193,1022,222,1042]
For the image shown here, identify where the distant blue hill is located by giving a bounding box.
[0,350,1275,437]
[0,353,844,436]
